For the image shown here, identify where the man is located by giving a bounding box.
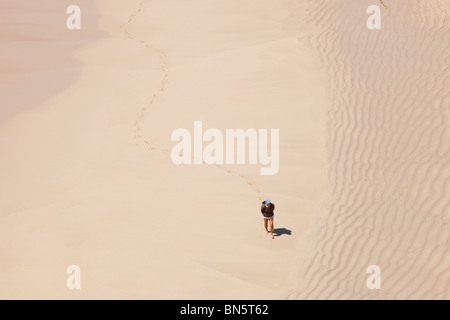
[261,199,275,239]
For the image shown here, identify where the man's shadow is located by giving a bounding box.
[273,228,292,237]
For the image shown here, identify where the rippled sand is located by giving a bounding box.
[286,0,449,299]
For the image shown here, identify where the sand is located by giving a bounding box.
[284,0,450,300]
[0,0,448,300]
[0,0,105,124]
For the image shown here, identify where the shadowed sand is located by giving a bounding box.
[0,0,105,123]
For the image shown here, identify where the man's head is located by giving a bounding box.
[265,199,271,207]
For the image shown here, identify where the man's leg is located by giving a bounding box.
[264,219,269,233]
[269,218,274,239]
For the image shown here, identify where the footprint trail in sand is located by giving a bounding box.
[120,1,264,202]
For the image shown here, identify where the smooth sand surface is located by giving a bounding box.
[0,0,328,299]
[0,0,105,124]
[0,0,448,300]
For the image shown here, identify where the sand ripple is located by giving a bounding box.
[286,0,450,299]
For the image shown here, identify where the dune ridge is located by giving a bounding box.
[0,0,105,124]
[285,0,450,299]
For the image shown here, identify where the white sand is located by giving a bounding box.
[0,0,328,299]
[285,0,450,300]
[0,0,448,300]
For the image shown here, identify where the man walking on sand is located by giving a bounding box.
[261,199,275,239]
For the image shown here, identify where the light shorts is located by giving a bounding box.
[263,215,274,220]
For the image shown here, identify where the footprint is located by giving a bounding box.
[124,2,175,162]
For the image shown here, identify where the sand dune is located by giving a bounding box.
[1,0,448,300]
[0,0,328,299]
[285,0,450,299]
[0,0,104,124]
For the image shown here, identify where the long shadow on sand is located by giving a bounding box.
[273,228,292,237]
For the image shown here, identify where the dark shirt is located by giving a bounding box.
[261,202,275,218]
